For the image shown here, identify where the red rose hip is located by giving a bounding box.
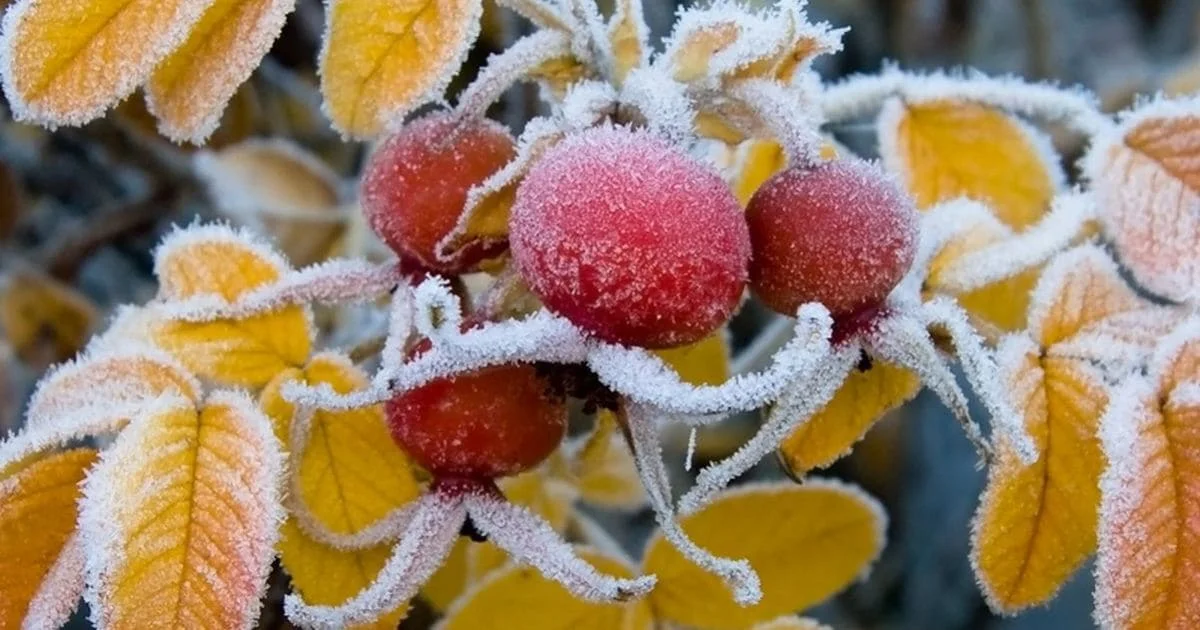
[386,364,566,479]
[746,159,918,318]
[508,126,750,349]
[361,113,515,273]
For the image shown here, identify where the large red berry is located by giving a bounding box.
[746,159,918,318]
[509,126,750,349]
[386,364,566,479]
[361,113,515,274]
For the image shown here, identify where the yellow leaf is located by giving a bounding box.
[643,481,885,629]
[0,269,98,369]
[498,470,576,534]
[1027,245,1144,348]
[730,139,786,206]
[0,448,96,627]
[778,360,919,477]
[1085,98,1200,303]
[82,393,282,629]
[146,0,294,143]
[194,139,346,266]
[152,225,311,386]
[879,99,1063,230]
[320,0,483,138]
[0,0,213,125]
[752,617,833,630]
[608,0,647,84]
[971,339,1106,611]
[572,412,646,510]
[262,353,419,626]
[436,547,654,630]
[1095,324,1200,628]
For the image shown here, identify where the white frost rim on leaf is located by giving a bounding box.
[22,532,86,630]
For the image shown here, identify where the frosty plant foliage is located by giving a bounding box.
[1,0,1200,628]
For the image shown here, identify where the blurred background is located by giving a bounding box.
[1,0,1196,628]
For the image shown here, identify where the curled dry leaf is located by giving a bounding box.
[0,268,98,369]
[146,0,295,143]
[0,0,214,126]
[320,0,484,138]
[1095,320,1200,629]
[878,98,1065,230]
[971,246,1173,613]
[0,448,97,628]
[194,139,347,266]
[1085,97,1200,304]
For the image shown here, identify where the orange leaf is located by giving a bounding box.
[146,0,295,143]
[1095,322,1200,628]
[320,0,483,138]
[80,392,282,629]
[0,0,213,126]
[779,360,919,478]
[0,448,97,627]
[0,268,98,368]
[1085,98,1200,303]
[879,99,1063,230]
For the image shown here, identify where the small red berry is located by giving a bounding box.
[386,364,566,479]
[745,159,918,318]
[361,113,515,274]
[509,126,750,349]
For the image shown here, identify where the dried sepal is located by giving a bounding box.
[436,117,565,264]
[494,0,575,33]
[607,0,649,84]
[454,30,576,121]
[1083,95,1200,304]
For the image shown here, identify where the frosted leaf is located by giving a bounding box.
[930,191,1098,293]
[922,297,1036,463]
[1083,96,1200,304]
[285,491,466,629]
[724,78,825,166]
[678,345,859,515]
[617,66,696,146]
[625,402,762,605]
[463,491,656,601]
[607,0,649,82]
[1024,244,1145,346]
[822,68,1110,135]
[1052,308,1185,386]
[157,259,402,322]
[495,0,576,32]
[865,309,991,462]
[283,403,416,550]
[455,30,574,121]
[153,223,291,300]
[655,0,796,87]
[22,533,85,630]
[560,0,612,74]
[0,346,199,472]
[435,117,564,263]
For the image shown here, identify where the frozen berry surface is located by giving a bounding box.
[745,158,918,318]
[509,125,750,349]
[361,113,515,273]
[386,363,566,479]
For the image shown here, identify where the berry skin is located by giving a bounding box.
[745,159,918,318]
[509,126,750,349]
[386,363,566,479]
[361,113,516,274]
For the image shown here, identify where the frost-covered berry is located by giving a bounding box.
[361,113,515,274]
[386,363,566,479]
[509,126,750,349]
[746,159,918,318]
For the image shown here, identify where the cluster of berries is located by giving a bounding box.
[360,112,917,495]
